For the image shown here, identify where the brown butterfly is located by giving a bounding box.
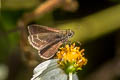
[28,24,74,59]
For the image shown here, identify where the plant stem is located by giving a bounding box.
[69,72,72,80]
[57,5,120,42]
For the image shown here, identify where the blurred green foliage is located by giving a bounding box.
[2,0,40,10]
[0,10,22,62]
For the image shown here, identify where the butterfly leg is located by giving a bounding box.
[76,41,82,46]
[62,40,72,46]
[67,40,72,45]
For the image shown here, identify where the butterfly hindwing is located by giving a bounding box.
[39,41,63,59]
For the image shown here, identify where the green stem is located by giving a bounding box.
[69,72,72,80]
[57,5,120,42]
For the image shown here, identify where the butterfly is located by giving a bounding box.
[28,24,74,59]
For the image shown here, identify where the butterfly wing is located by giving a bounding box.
[28,25,66,59]
[38,41,63,59]
[28,32,63,50]
[28,24,60,35]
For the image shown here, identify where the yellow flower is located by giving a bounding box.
[56,43,87,74]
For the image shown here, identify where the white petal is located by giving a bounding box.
[31,59,78,80]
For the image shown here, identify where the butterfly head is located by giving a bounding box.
[66,29,74,38]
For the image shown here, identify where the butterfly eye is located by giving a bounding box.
[68,33,72,36]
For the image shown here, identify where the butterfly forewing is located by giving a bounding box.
[28,35,48,50]
[28,24,60,35]
[28,32,64,50]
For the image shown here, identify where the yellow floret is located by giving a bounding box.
[56,43,87,73]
